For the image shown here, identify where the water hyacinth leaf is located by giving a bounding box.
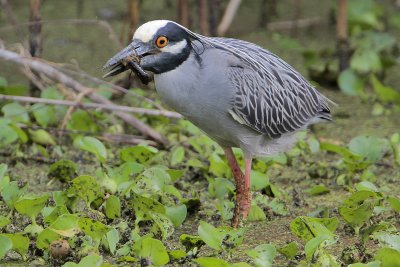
[193,257,230,267]
[131,194,165,223]
[105,195,121,219]
[371,75,400,104]
[0,163,7,181]
[166,169,185,182]
[248,204,267,221]
[0,233,30,258]
[1,102,29,123]
[67,110,98,133]
[150,212,175,240]
[0,216,10,228]
[133,237,169,266]
[14,194,49,220]
[142,166,171,191]
[355,181,379,192]
[0,236,12,259]
[36,228,60,250]
[73,136,107,163]
[48,160,77,183]
[338,69,364,96]
[106,228,119,254]
[1,181,27,209]
[304,234,334,260]
[198,221,227,250]
[0,123,19,147]
[374,247,400,267]
[63,254,103,267]
[388,196,400,213]
[170,146,185,166]
[168,249,187,260]
[32,103,57,127]
[68,175,102,206]
[306,184,330,196]
[208,178,235,199]
[165,204,187,227]
[120,145,157,164]
[78,217,109,243]
[290,216,338,241]
[339,191,377,232]
[250,170,270,191]
[246,243,277,267]
[179,234,205,252]
[49,214,79,237]
[348,136,388,163]
[371,232,400,251]
[278,242,298,259]
[209,152,230,177]
[348,261,381,267]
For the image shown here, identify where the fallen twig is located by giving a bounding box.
[0,94,183,119]
[0,48,169,144]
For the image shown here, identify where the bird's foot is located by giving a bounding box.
[231,190,252,228]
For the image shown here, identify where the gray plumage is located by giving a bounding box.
[104,20,332,157]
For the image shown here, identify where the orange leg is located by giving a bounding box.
[224,148,252,228]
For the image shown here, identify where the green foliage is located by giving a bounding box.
[0,236,12,259]
[375,248,400,267]
[68,175,103,207]
[63,254,103,267]
[104,195,121,219]
[245,243,277,267]
[278,242,298,259]
[74,136,107,163]
[133,237,169,266]
[338,69,364,96]
[120,145,157,164]
[198,221,244,251]
[48,160,78,183]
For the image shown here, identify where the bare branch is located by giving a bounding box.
[217,0,241,36]
[0,94,183,119]
[0,48,170,144]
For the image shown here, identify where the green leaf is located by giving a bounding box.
[48,160,77,183]
[306,184,330,196]
[67,110,98,133]
[388,196,400,212]
[168,249,187,260]
[193,257,230,267]
[350,49,382,73]
[14,194,49,220]
[348,261,381,267]
[375,247,400,267]
[120,145,157,164]
[48,214,79,237]
[106,228,119,255]
[32,103,57,127]
[0,236,12,259]
[0,215,10,229]
[133,237,169,266]
[78,217,109,243]
[208,177,235,199]
[198,221,227,250]
[209,152,230,177]
[248,204,267,221]
[68,175,102,206]
[290,216,338,241]
[250,170,270,191]
[105,195,121,219]
[179,234,205,252]
[36,228,60,250]
[246,243,277,267]
[142,166,171,191]
[1,103,29,123]
[131,194,165,223]
[28,129,56,145]
[0,122,19,147]
[339,191,377,232]
[348,136,388,163]
[170,146,185,166]
[0,233,30,258]
[165,204,187,227]
[278,242,298,259]
[371,75,400,104]
[304,235,333,260]
[1,181,27,209]
[371,232,400,251]
[150,212,175,240]
[338,69,364,96]
[74,136,107,163]
[63,254,103,267]
[355,181,379,192]
[0,163,7,181]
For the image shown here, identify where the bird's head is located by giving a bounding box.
[103,20,196,81]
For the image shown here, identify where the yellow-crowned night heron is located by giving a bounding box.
[104,20,332,227]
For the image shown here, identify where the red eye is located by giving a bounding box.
[155,36,169,48]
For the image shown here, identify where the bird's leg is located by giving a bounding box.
[223,148,252,228]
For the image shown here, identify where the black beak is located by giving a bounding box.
[102,40,154,84]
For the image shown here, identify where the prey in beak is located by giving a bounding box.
[103,42,152,85]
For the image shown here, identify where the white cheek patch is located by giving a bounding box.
[161,40,187,54]
[133,20,170,42]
